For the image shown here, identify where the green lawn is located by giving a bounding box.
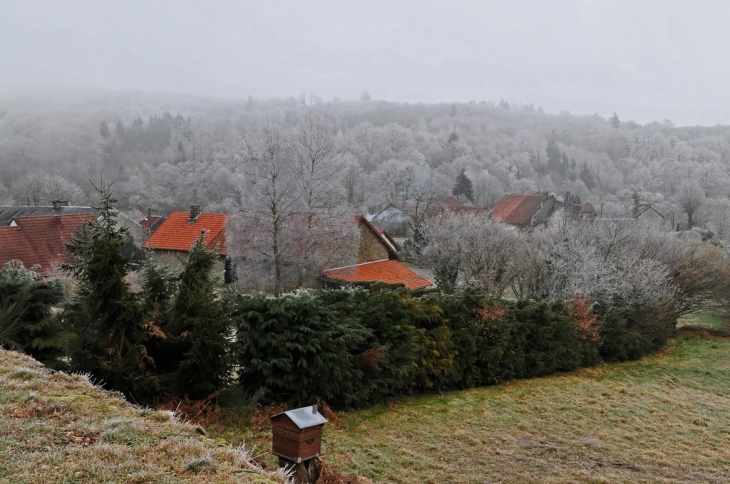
[677,308,727,330]
[211,333,730,483]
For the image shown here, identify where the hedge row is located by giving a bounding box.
[232,285,677,408]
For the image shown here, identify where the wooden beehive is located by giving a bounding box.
[271,405,327,464]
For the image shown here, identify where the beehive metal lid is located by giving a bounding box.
[272,405,327,429]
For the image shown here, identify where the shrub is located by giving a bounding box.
[232,291,371,407]
[0,266,69,369]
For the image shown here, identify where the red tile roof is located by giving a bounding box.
[323,259,433,290]
[143,212,227,254]
[0,214,99,275]
[490,194,552,225]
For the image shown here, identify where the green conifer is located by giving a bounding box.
[452,169,474,203]
[166,236,231,399]
[62,178,159,402]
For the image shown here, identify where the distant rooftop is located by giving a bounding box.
[0,205,99,226]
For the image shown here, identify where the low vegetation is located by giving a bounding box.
[211,330,730,483]
[0,348,286,484]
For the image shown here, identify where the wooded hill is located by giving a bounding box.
[1,93,729,235]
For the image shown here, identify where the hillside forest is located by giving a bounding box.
[1,93,729,237]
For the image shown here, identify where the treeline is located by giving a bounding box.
[3,94,730,236]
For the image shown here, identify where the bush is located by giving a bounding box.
[0,266,69,369]
[232,291,371,407]
[232,282,680,409]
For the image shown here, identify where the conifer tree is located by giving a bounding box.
[62,178,159,402]
[140,257,175,376]
[166,236,231,399]
[452,169,474,203]
[0,265,68,369]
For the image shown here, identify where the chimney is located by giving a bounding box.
[189,204,201,222]
[54,215,62,230]
[52,200,70,210]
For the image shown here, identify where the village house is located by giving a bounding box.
[142,204,227,267]
[490,193,560,227]
[633,204,667,229]
[0,201,146,242]
[146,206,403,289]
[573,203,596,219]
[229,210,402,288]
[0,213,99,277]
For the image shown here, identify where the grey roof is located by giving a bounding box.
[0,205,99,226]
[273,405,327,429]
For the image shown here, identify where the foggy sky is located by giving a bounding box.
[1,0,729,125]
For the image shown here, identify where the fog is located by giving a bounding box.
[2,0,729,125]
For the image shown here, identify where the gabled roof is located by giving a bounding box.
[323,259,433,290]
[143,212,227,255]
[0,214,99,275]
[271,406,327,429]
[0,205,99,226]
[633,205,664,219]
[490,194,554,225]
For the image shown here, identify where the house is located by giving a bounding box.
[322,259,433,290]
[368,196,485,236]
[574,203,596,219]
[229,211,399,264]
[227,211,402,290]
[0,214,99,276]
[633,205,666,228]
[0,201,146,243]
[142,205,227,265]
[0,201,98,225]
[490,193,560,227]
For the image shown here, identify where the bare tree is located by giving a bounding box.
[292,114,345,286]
[10,173,85,206]
[420,212,516,296]
[236,123,298,296]
[676,180,705,229]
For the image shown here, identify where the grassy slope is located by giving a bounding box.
[0,350,283,484]
[212,333,730,483]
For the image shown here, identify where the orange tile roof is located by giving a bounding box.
[143,212,227,254]
[490,194,552,225]
[0,214,99,275]
[323,259,433,290]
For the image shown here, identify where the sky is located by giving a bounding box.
[1,0,729,125]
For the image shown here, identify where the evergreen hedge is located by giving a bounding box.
[232,285,677,409]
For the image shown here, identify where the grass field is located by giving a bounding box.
[211,319,730,483]
[0,349,283,484]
